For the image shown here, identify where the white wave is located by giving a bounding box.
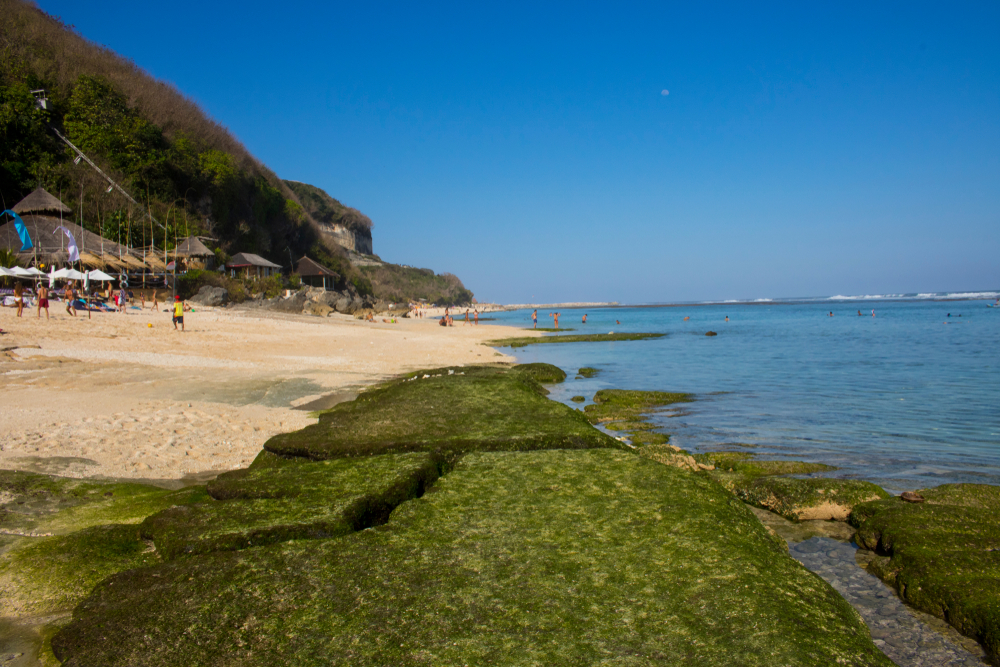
[753,298,773,302]
[943,291,1000,300]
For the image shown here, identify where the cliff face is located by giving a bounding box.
[282,181,373,255]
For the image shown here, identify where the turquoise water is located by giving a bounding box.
[489,295,1000,491]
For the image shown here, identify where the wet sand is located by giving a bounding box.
[0,303,526,481]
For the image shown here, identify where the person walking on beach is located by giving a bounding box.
[172,295,190,331]
[64,282,77,317]
[37,284,49,320]
[13,282,24,317]
[532,309,537,328]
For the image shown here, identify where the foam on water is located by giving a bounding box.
[492,296,1000,491]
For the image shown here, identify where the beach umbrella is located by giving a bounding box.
[51,268,73,279]
[0,267,13,277]
[86,270,115,281]
[9,267,33,277]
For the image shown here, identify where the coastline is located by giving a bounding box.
[0,303,529,482]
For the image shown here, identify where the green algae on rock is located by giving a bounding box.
[577,367,599,378]
[850,484,1000,661]
[141,453,443,559]
[0,470,207,538]
[52,449,892,667]
[488,332,665,348]
[695,451,836,477]
[265,366,619,460]
[583,388,693,424]
[569,395,586,402]
[510,362,566,384]
[731,476,889,521]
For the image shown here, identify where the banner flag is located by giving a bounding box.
[53,225,80,262]
[1,210,33,251]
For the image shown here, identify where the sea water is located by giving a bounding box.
[488,294,1000,491]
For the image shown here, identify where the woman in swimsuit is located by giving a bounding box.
[13,282,24,317]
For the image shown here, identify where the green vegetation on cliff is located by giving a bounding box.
[851,484,1000,662]
[0,1,374,291]
[359,262,474,307]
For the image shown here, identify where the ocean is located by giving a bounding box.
[487,292,1000,492]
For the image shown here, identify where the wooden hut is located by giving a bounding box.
[294,256,340,290]
[173,236,216,270]
[226,252,281,278]
[0,188,142,269]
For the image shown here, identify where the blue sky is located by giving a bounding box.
[39,1,1000,303]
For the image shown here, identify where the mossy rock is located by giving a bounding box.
[696,452,836,478]
[0,524,158,617]
[142,453,442,560]
[583,388,692,424]
[604,420,658,432]
[569,395,585,403]
[627,431,670,446]
[511,362,566,384]
[732,476,889,521]
[0,469,207,537]
[489,332,665,348]
[53,450,891,666]
[265,366,619,460]
[850,485,1000,662]
[577,367,599,378]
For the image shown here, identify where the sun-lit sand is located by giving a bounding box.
[0,302,528,482]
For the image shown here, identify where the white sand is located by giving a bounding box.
[0,303,530,481]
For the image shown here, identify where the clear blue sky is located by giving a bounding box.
[39,1,1000,303]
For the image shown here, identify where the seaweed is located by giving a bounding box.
[265,366,619,460]
[142,453,442,559]
[53,450,891,666]
[511,362,566,384]
[730,476,889,521]
[850,484,1000,661]
[577,367,599,378]
[488,332,665,348]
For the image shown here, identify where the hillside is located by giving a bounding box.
[0,0,473,305]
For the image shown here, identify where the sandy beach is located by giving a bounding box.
[0,303,527,482]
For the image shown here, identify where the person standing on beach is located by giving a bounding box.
[464,309,470,326]
[474,309,479,325]
[532,309,537,328]
[37,283,49,320]
[172,295,191,331]
[64,282,77,317]
[550,312,560,329]
[13,282,24,317]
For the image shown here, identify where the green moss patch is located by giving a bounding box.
[525,327,575,332]
[265,366,619,460]
[577,367,599,378]
[569,395,585,403]
[489,332,665,348]
[511,362,566,384]
[731,477,889,522]
[0,470,206,537]
[583,388,692,424]
[850,484,1000,661]
[0,524,158,616]
[141,453,442,560]
[696,452,836,477]
[53,450,890,666]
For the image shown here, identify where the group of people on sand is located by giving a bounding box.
[5,278,191,331]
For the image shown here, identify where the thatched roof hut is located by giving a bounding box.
[12,187,72,216]
[226,252,281,278]
[0,188,142,268]
[173,236,214,258]
[295,256,339,290]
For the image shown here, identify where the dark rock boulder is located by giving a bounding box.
[271,289,309,313]
[705,331,718,337]
[189,285,228,307]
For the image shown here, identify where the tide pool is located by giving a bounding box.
[489,296,1000,491]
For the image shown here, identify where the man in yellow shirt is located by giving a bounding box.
[172,295,191,332]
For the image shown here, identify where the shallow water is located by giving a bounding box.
[492,295,1000,491]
